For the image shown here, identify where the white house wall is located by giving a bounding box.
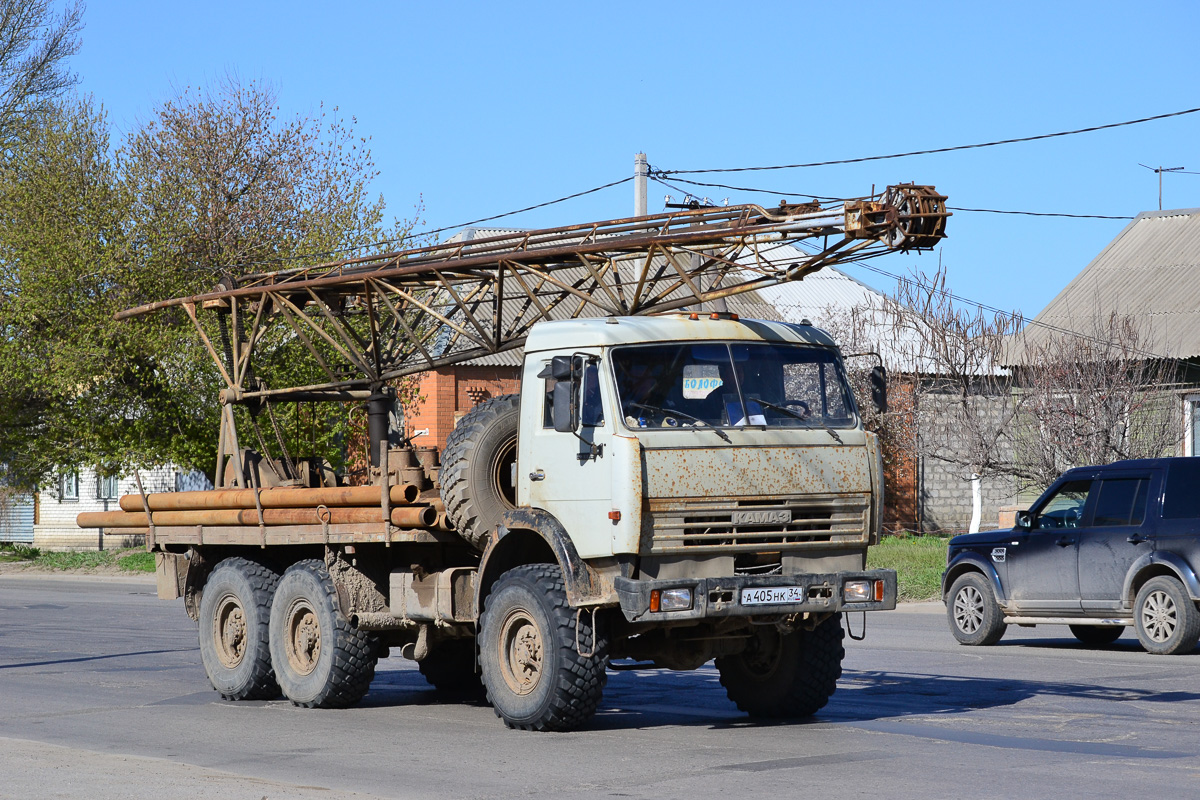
[33,467,212,551]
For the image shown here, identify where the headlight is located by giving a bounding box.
[650,587,693,612]
[843,580,872,602]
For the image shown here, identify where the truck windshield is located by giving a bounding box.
[612,342,856,430]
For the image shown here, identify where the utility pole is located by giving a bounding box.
[634,152,648,217]
[1139,163,1185,210]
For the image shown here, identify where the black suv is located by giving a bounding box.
[943,457,1200,654]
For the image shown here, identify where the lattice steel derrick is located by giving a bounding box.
[118,184,947,403]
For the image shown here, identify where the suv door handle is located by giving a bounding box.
[529,470,545,481]
[1055,537,1075,547]
[1127,533,1148,544]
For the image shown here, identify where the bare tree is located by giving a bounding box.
[885,268,1025,532]
[813,301,920,532]
[1013,310,1182,491]
[0,0,84,146]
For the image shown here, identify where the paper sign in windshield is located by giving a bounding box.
[682,365,722,399]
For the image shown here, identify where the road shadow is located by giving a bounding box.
[332,653,1200,731]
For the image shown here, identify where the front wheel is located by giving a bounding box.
[478,564,608,731]
[715,614,845,718]
[269,560,378,707]
[1134,576,1200,655]
[947,572,1006,646]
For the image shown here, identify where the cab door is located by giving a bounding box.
[1006,478,1093,612]
[1077,471,1157,613]
[520,355,615,559]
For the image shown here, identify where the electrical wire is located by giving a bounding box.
[655,106,1200,175]
[651,173,1134,221]
[838,259,1178,361]
[235,175,634,271]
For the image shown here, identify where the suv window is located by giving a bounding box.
[1163,460,1200,518]
[1033,479,1092,529]
[1092,477,1150,527]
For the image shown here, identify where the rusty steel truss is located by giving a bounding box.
[119,184,947,412]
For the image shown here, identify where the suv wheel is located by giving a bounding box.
[1134,576,1200,655]
[947,572,1006,646]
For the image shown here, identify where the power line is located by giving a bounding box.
[839,260,1178,362]
[651,174,1133,221]
[946,207,1134,220]
[236,175,634,271]
[654,106,1200,175]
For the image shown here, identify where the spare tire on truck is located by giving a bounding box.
[439,394,520,551]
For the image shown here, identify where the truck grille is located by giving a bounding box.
[644,494,870,554]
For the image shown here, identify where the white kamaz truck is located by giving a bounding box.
[83,186,946,730]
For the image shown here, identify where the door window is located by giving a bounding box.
[1092,477,1150,527]
[1033,479,1092,529]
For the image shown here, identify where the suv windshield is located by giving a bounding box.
[612,341,856,430]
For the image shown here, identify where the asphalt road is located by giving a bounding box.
[3,573,1200,800]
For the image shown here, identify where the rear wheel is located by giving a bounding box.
[947,572,1007,646]
[440,394,520,551]
[715,614,844,718]
[479,564,608,731]
[198,557,280,700]
[1134,576,1200,655]
[269,560,378,707]
[1069,624,1124,646]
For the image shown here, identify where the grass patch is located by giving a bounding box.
[34,550,116,570]
[0,544,155,572]
[868,535,949,601]
[116,550,156,572]
[0,542,40,562]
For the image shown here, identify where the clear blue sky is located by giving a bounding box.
[73,0,1199,318]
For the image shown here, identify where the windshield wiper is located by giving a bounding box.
[745,396,807,421]
[746,396,843,443]
[627,402,732,443]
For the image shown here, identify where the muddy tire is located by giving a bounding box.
[418,639,485,698]
[268,559,378,708]
[198,557,280,700]
[479,564,608,731]
[440,394,520,551]
[716,613,845,718]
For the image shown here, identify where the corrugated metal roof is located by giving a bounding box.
[1009,208,1200,362]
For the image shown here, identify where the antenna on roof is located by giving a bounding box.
[1139,164,1185,210]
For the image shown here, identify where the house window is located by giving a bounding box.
[1187,395,1200,456]
[60,471,79,502]
[98,474,119,500]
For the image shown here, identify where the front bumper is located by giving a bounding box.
[613,569,897,622]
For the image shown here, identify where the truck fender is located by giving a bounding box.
[1123,552,1200,606]
[475,508,614,614]
[942,552,1008,606]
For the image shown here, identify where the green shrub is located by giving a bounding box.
[868,535,949,601]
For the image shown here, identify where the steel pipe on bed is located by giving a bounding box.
[79,503,437,529]
[116,483,420,513]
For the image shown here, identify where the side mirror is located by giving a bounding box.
[550,355,575,381]
[1015,510,1032,530]
[552,380,577,433]
[869,365,888,413]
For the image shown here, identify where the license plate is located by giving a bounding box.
[740,586,805,606]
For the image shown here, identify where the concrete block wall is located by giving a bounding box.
[33,467,212,551]
[915,390,1019,533]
